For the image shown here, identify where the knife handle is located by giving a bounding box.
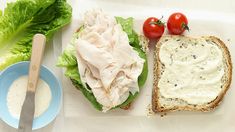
[27,34,46,92]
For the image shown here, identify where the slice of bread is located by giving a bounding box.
[152,35,232,113]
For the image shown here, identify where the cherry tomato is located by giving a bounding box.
[167,12,189,35]
[143,17,165,40]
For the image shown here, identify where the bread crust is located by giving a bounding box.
[152,35,232,113]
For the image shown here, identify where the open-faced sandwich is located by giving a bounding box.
[152,35,232,113]
[57,10,148,112]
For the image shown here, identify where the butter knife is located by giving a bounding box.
[18,34,46,132]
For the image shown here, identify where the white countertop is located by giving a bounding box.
[1,0,235,132]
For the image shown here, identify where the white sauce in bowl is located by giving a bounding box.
[7,75,51,118]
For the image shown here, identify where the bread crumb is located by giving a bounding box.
[146,104,155,117]
[139,35,149,53]
[160,112,167,117]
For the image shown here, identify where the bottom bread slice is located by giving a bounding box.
[152,35,232,113]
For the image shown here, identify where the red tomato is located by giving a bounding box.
[167,12,189,35]
[143,17,165,40]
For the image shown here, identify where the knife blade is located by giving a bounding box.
[18,34,46,132]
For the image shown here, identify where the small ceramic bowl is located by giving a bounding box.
[0,61,62,130]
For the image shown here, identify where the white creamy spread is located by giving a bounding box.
[158,38,224,105]
[7,75,51,118]
[75,10,144,111]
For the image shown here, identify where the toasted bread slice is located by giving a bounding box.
[152,35,232,113]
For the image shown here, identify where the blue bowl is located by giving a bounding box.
[0,61,62,130]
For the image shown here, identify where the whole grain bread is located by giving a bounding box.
[152,35,232,113]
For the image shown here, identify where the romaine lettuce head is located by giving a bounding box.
[0,0,72,70]
[57,17,148,111]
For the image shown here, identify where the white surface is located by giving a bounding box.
[1,0,235,132]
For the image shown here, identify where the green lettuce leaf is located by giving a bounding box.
[58,51,103,110]
[58,34,103,110]
[115,17,141,49]
[57,17,148,111]
[57,44,77,67]
[134,47,148,87]
[70,75,103,111]
[117,47,148,108]
[0,0,72,70]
